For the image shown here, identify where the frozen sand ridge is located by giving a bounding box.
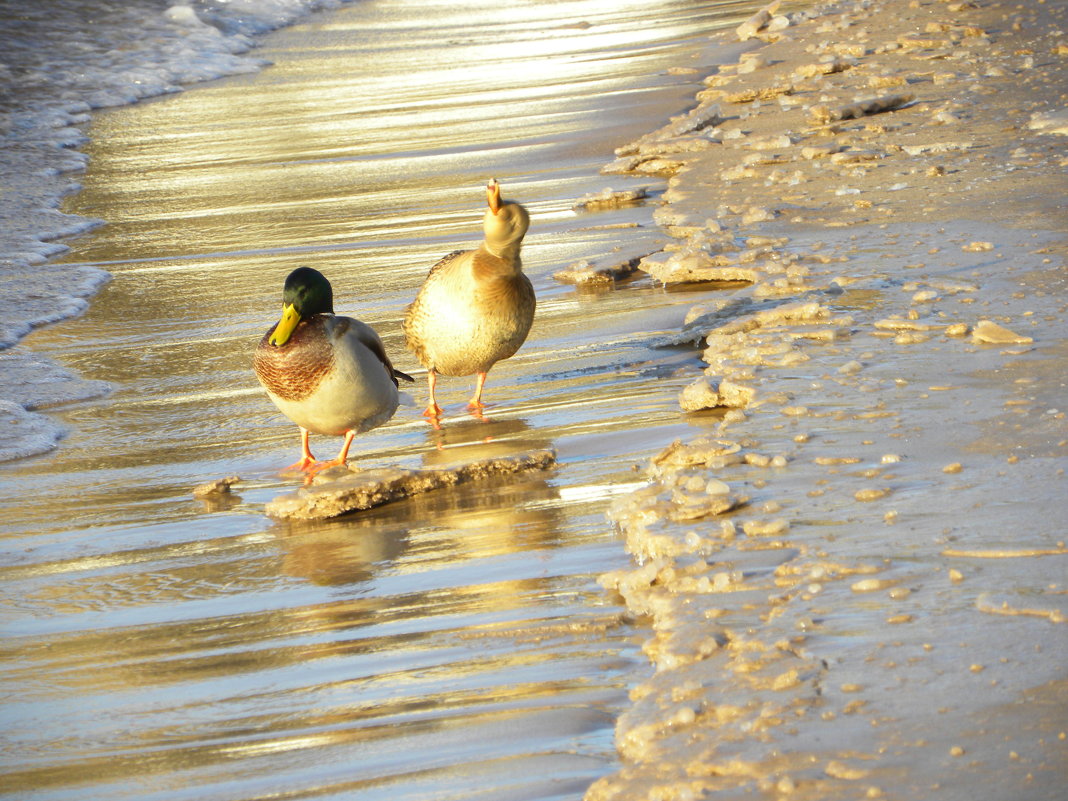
[588,0,1068,798]
[261,450,558,520]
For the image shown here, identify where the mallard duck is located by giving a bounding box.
[403,179,535,417]
[254,266,413,472]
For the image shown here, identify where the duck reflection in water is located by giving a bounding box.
[276,515,411,588]
[274,417,563,590]
[422,415,548,460]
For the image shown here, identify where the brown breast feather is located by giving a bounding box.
[254,316,335,402]
[470,250,534,314]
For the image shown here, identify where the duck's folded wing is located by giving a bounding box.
[339,317,412,387]
[425,249,466,279]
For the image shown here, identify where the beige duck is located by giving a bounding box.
[403,179,535,417]
[254,266,412,472]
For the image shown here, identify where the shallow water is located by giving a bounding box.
[0,1,770,798]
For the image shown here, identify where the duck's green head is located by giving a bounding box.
[269,267,335,346]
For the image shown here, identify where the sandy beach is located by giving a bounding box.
[1,0,1065,798]
[585,0,1067,797]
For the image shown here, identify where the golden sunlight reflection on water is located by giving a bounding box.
[0,1,769,798]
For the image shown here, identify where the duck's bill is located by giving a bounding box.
[486,178,501,214]
[269,303,301,346]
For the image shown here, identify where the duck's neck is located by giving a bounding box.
[482,239,522,268]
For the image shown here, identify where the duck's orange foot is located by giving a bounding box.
[300,458,349,484]
[282,455,318,473]
[422,404,444,418]
[306,457,346,475]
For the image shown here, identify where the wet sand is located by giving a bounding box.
[587,0,1067,798]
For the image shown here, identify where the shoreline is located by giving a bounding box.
[589,0,1067,797]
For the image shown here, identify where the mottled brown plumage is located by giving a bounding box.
[403,180,535,417]
[254,316,335,402]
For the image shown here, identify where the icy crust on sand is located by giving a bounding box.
[594,237,1067,797]
[265,449,558,520]
[0,0,344,461]
[587,0,1068,798]
[592,233,1068,799]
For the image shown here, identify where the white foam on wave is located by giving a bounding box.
[0,400,66,463]
[0,0,349,461]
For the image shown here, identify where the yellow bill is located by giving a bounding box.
[269,303,301,346]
